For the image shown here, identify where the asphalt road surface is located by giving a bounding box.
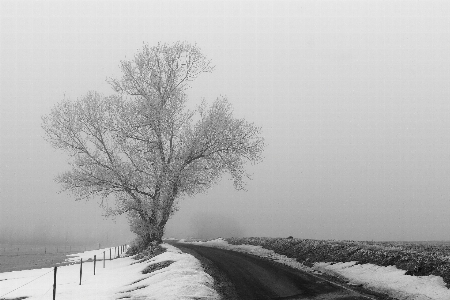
[175,243,381,300]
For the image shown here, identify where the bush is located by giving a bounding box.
[126,236,167,264]
[127,237,161,256]
[226,237,450,287]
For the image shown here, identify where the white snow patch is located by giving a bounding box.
[181,238,450,300]
[314,262,450,300]
[0,243,219,300]
[179,238,312,272]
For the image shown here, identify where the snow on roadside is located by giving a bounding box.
[314,262,450,300]
[178,238,312,272]
[0,243,219,300]
[180,238,450,300]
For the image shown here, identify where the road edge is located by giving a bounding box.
[172,243,240,300]
[176,240,396,300]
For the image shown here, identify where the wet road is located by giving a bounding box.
[175,243,378,300]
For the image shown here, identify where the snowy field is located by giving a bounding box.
[0,244,219,300]
[180,238,450,300]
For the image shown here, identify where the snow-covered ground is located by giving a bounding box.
[180,238,450,300]
[0,244,219,300]
[314,261,450,300]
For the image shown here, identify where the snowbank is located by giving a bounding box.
[0,244,219,300]
[181,238,450,300]
[314,262,450,300]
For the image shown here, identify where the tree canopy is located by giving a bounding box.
[42,42,264,245]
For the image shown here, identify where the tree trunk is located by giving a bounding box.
[139,224,164,247]
[150,225,164,244]
[141,233,154,248]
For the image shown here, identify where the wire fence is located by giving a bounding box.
[0,244,129,300]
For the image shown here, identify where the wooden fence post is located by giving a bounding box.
[79,258,83,285]
[53,266,57,300]
[94,255,96,275]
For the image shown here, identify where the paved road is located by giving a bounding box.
[175,243,379,300]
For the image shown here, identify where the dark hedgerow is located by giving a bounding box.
[226,237,450,288]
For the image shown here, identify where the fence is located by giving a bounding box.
[0,244,129,300]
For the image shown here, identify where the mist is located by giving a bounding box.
[188,212,245,240]
[0,212,133,247]
[2,0,450,244]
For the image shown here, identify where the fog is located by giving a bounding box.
[0,198,132,246]
[188,212,245,240]
[0,219,130,247]
[2,0,450,244]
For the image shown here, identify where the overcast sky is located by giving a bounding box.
[1,0,450,245]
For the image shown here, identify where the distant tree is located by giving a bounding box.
[42,42,264,246]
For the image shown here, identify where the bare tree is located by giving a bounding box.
[42,42,264,245]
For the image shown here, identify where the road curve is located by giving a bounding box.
[174,242,378,300]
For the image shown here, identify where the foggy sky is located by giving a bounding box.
[1,0,450,244]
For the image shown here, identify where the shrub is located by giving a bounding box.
[226,237,450,287]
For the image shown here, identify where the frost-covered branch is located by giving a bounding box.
[42,41,264,246]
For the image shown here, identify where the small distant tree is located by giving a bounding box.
[42,42,264,246]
